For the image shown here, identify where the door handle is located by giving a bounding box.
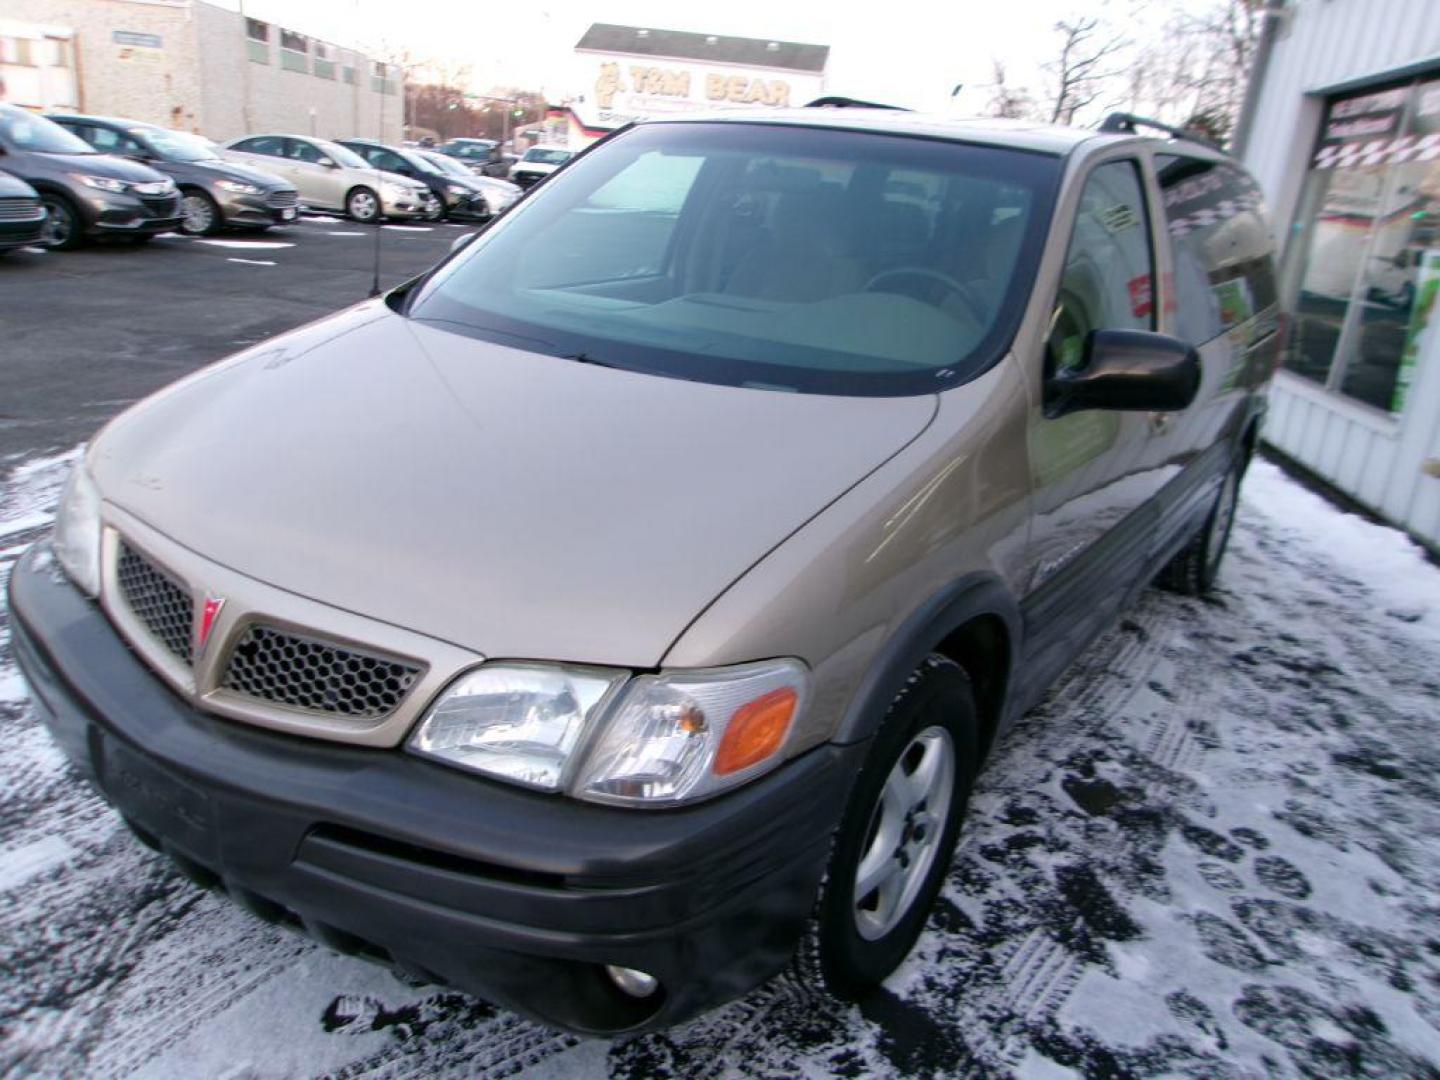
[1148,411,1172,435]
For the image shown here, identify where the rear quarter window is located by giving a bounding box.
[1156,155,1277,344]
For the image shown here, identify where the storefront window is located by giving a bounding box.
[1280,75,1440,415]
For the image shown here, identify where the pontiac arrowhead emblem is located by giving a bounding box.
[197,594,225,655]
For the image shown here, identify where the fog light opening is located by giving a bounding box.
[605,965,660,998]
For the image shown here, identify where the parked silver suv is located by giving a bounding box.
[12,107,1279,1035]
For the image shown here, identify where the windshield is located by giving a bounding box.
[422,151,472,178]
[318,140,369,169]
[140,127,218,162]
[447,142,493,160]
[0,107,94,154]
[523,148,571,165]
[411,122,1059,396]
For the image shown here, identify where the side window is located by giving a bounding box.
[1049,160,1154,372]
[235,136,283,157]
[1156,155,1277,344]
[375,150,409,173]
[54,121,94,146]
[287,140,326,164]
[88,126,142,155]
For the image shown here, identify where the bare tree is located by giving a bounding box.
[1045,17,1128,125]
[987,60,1035,120]
[1124,0,1265,144]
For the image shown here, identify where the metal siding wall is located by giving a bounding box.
[1246,0,1440,552]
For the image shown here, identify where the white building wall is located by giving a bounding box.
[1242,0,1440,552]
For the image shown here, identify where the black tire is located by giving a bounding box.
[795,655,981,998]
[346,186,381,224]
[179,189,222,236]
[1159,455,1243,596]
[39,194,83,251]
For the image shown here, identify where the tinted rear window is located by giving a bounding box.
[1156,155,1277,344]
[411,122,1061,396]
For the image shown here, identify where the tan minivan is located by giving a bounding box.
[12,106,1279,1035]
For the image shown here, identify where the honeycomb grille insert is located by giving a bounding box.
[116,543,194,665]
[222,625,421,719]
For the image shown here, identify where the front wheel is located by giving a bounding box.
[180,190,221,236]
[40,195,83,250]
[1159,457,1242,595]
[796,655,980,998]
[346,187,380,223]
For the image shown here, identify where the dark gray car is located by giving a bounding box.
[0,171,47,254]
[0,104,182,249]
[50,115,300,236]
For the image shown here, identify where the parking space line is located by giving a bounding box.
[198,239,296,250]
[382,225,433,233]
[227,257,277,266]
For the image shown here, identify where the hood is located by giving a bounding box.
[32,151,169,183]
[515,160,561,175]
[90,306,936,667]
[0,172,38,197]
[373,167,429,193]
[476,176,521,198]
[186,158,292,191]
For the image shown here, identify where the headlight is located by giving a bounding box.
[53,465,102,597]
[381,181,408,199]
[216,179,262,195]
[408,664,627,790]
[75,174,127,194]
[573,659,808,806]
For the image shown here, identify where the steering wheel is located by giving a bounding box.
[864,267,989,325]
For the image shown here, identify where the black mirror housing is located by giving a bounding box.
[1045,329,1200,418]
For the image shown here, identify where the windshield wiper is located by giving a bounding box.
[562,352,621,369]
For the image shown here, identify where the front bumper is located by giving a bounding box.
[8,544,859,1035]
[442,190,491,221]
[379,191,428,219]
[0,209,47,250]
[216,187,300,228]
[84,190,184,236]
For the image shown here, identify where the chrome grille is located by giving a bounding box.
[265,189,299,209]
[222,625,421,719]
[0,197,43,222]
[116,543,193,665]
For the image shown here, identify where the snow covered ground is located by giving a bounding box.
[2,452,1439,1079]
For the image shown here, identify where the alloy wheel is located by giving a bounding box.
[40,199,72,248]
[853,725,956,941]
[1206,470,1239,577]
[181,194,215,235]
[348,190,379,222]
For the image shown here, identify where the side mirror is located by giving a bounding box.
[318,157,337,168]
[1045,329,1200,418]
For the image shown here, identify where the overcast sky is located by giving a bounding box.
[219,0,1150,115]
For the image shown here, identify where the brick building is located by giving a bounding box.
[1,0,401,142]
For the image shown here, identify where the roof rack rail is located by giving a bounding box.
[805,96,911,111]
[1098,112,1222,151]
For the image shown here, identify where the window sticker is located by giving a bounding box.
[1393,249,1440,414]
[1094,203,1139,233]
[1127,274,1154,318]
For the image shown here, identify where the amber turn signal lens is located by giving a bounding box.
[713,687,798,776]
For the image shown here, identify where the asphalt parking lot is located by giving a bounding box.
[3,222,1440,1077]
[0,215,465,463]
